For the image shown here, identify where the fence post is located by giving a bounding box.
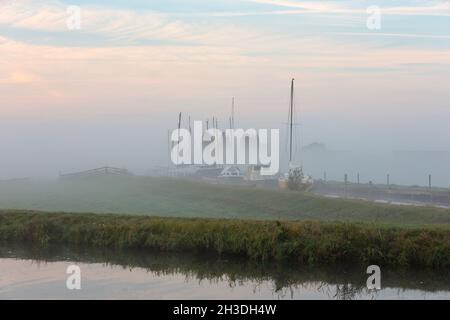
[344,173,348,198]
[429,174,433,203]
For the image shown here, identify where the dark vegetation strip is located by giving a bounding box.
[0,210,449,268]
[2,244,449,293]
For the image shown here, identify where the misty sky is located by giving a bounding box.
[0,0,449,180]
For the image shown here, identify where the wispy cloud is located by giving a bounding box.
[332,32,450,40]
[0,0,449,119]
[0,0,265,46]
[246,0,450,16]
[0,1,190,41]
[1,0,449,48]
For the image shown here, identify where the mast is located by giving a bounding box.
[177,112,182,168]
[289,78,294,163]
[167,129,171,172]
[231,97,235,129]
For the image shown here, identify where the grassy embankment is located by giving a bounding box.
[1,176,449,268]
[0,210,449,268]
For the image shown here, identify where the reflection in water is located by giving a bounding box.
[0,244,448,300]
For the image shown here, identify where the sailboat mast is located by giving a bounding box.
[177,112,182,167]
[231,97,235,129]
[289,78,294,163]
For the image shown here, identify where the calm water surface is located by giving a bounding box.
[0,245,448,300]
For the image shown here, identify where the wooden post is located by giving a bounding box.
[429,174,433,203]
[344,173,348,198]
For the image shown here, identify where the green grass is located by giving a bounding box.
[0,176,449,228]
[0,210,449,268]
[1,176,448,269]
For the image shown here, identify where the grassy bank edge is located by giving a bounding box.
[0,210,449,269]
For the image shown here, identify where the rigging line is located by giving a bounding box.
[284,88,290,155]
[292,85,297,159]
[285,101,290,155]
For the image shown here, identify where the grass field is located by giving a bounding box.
[0,211,449,268]
[0,176,449,228]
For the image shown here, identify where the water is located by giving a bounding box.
[0,244,448,300]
